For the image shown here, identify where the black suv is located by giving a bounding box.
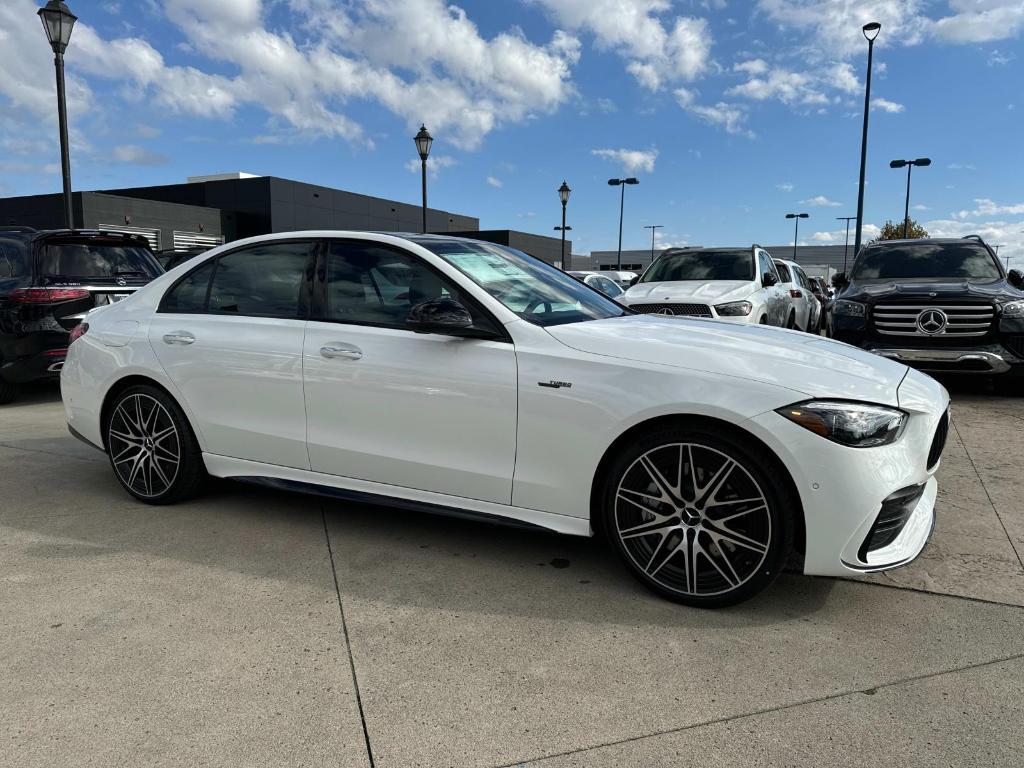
[831,236,1024,383]
[0,227,163,404]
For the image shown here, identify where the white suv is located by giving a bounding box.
[620,246,790,326]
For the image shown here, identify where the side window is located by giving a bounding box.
[593,276,622,297]
[775,262,792,283]
[757,251,777,280]
[162,260,215,313]
[207,241,312,318]
[322,241,496,333]
[0,238,28,278]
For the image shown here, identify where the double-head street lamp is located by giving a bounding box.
[836,215,856,273]
[38,0,78,229]
[889,157,931,238]
[413,124,433,234]
[608,177,639,270]
[785,213,809,260]
[643,224,663,263]
[554,181,572,270]
[853,21,881,259]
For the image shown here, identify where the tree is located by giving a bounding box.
[873,218,930,241]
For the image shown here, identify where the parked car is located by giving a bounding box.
[62,231,949,607]
[773,258,817,332]
[808,276,831,334]
[156,247,209,271]
[620,246,790,326]
[832,236,1024,388]
[592,270,638,289]
[0,227,163,404]
[568,270,625,300]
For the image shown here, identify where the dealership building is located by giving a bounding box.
[584,244,852,274]
[0,172,572,264]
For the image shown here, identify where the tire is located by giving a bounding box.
[599,425,795,607]
[786,312,796,330]
[0,379,18,405]
[993,376,1024,397]
[105,384,206,504]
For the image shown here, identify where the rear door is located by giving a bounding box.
[757,250,787,325]
[148,239,315,469]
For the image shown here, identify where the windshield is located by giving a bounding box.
[851,243,1001,280]
[640,250,754,283]
[38,241,163,281]
[417,239,627,327]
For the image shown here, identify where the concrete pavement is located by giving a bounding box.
[1,381,1022,767]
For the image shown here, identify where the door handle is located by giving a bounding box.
[163,331,195,345]
[320,342,362,360]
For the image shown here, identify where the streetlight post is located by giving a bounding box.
[608,177,639,270]
[37,1,78,230]
[785,213,809,260]
[413,124,433,234]
[555,181,572,269]
[836,215,856,273]
[854,21,881,259]
[643,224,663,265]
[889,157,931,238]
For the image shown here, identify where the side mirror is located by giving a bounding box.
[762,272,778,287]
[629,276,640,286]
[1008,269,1024,289]
[832,272,848,289]
[407,297,498,339]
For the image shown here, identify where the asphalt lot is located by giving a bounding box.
[2,380,1023,767]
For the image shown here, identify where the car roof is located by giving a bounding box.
[862,237,988,248]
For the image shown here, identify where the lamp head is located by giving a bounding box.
[890,159,908,168]
[862,21,881,42]
[558,180,571,204]
[38,0,77,54]
[624,177,639,185]
[413,124,433,160]
[608,178,622,186]
[914,157,932,167]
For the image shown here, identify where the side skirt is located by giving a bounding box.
[202,453,593,537]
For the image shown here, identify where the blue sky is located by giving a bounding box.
[0,0,1021,264]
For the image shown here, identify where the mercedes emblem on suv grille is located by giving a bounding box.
[657,307,675,316]
[916,308,948,335]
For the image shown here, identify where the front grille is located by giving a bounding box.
[928,410,949,469]
[858,483,927,560]
[871,302,995,338]
[1002,335,1024,359]
[630,303,712,317]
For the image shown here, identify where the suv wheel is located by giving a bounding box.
[105,385,206,504]
[786,312,796,330]
[600,426,794,607]
[0,380,18,405]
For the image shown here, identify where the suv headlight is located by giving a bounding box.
[833,300,866,317]
[715,300,753,316]
[1002,300,1024,318]
[776,401,907,448]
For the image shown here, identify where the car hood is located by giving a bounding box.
[841,277,1023,304]
[623,280,755,304]
[547,315,907,406]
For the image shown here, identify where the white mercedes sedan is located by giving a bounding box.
[61,232,949,607]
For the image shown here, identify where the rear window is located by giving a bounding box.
[37,240,162,280]
[852,243,1001,280]
[0,236,29,278]
[641,250,754,282]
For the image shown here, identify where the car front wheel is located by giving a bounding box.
[600,426,794,607]
[105,385,206,504]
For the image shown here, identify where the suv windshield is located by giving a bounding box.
[851,243,1001,280]
[416,239,627,327]
[38,240,163,281]
[640,250,754,283]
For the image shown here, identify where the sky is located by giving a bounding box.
[0,0,1022,265]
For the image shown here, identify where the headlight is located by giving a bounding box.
[1002,300,1024,318]
[776,400,907,448]
[715,300,753,316]
[833,300,866,317]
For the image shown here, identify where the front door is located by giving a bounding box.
[302,239,518,504]
[148,240,315,469]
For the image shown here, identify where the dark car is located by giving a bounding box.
[155,247,209,271]
[0,227,164,404]
[807,276,830,332]
[831,236,1024,386]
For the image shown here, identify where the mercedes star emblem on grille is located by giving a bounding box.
[657,307,675,316]
[116,277,128,287]
[916,308,948,335]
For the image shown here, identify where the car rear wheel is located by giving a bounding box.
[786,312,796,330]
[0,379,18,405]
[600,426,794,607]
[105,385,206,504]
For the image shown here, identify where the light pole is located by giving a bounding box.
[889,158,931,238]
[555,181,572,269]
[785,213,809,260]
[413,124,433,234]
[836,215,856,273]
[608,177,639,269]
[643,224,663,264]
[854,21,881,259]
[38,0,78,230]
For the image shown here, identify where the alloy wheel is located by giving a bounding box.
[614,442,772,597]
[108,393,181,498]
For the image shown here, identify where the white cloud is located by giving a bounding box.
[988,49,1016,66]
[734,59,769,75]
[405,154,457,177]
[727,66,828,105]
[530,0,713,90]
[675,89,752,136]
[802,195,842,207]
[812,223,880,244]
[776,182,794,192]
[953,198,1024,218]
[947,163,976,170]
[486,175,502,188]
[591,147,658,174]
[912,203,930,211]
[929,1,1024,43]
[871,97,905,113]
[924,217,1024,266]
[112,144,170,165]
